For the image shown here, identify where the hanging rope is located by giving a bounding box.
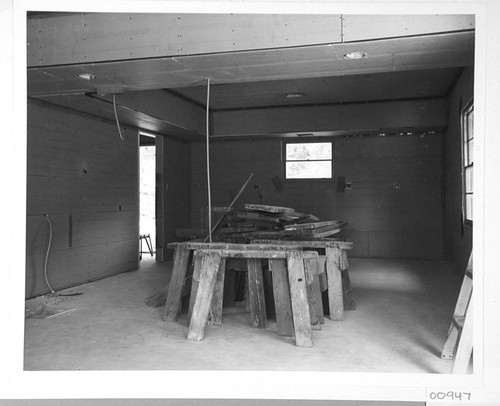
[206,78,213,242]
[112,95,125,141]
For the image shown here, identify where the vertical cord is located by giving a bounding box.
[206,78,212,242]
[43,215,55,294]
[112,95,125,141]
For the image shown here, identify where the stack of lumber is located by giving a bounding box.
[213,203,346,242]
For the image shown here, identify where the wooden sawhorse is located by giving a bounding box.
[163,242,319,347]
[252,239,354,321]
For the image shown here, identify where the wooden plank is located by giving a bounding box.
[209,258,226,326]
[244,204,294,213]
[219,226,258,234]
[312,275,325,324]
[340,249,355,310]
[283,224,345,238]
[195,249,318,260]
[168,241,301,251]
[286,251,313,347]
[187,252,222,341]
[247,258,267,329]
[342,269,356,311]
[163,245,191,322]
[269,259,294,337]
[223,269,237,308]
[252,239,346,250]
[325,246,344,321]
[284,220,343,231]
[232,211,283,224]
[187,253,203,324]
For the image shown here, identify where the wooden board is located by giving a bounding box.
[244,204,294,213]
[195,249,318,260]
[232,211,283,224]
[163,245,191,322]
[284,220,343,231]
[247,258,267,329]
[209,258,226,326]
[286,251,313,347]
[269,259,294,337]
[325,246,344,321]
[187,251,222,341]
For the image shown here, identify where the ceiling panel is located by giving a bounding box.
[27,31,474,97]
[172,68,461,110]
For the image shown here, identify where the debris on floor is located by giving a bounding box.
[25,294,77,319]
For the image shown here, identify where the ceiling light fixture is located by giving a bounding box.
[285,92,304,98]
[76,73,97,80]
[344,51,368,60]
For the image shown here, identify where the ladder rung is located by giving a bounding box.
[452,315,465,329]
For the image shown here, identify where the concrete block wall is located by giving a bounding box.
[190,132,445,259]
[26,99,139,298]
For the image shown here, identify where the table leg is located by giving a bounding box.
[187,251,222,341]
[187,252,203,324]
[269,258,294,337]
[286,252,313,347]
[163,245,191,322]
[325,246,344,321]
[247,258,267,328]
[209,258,226,326]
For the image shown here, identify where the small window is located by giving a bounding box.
[284,141,333,179]
[463,102,474,222]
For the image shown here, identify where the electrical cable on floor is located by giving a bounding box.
[42,215,82,297]
[112,94,125,141]
[206,77,212,242]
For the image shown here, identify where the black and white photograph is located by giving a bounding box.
[2,0,500,404]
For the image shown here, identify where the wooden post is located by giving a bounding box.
[187,251,222,341]
[312,275,325,324]
[304,258,321,330]
[340,249,355,310]
[163,245,191,322]
[247,258,267,328]
[223,269,237,307]
[209,258,226,326]
[187,252,203,324]
[286,251,313,347]
[325,246,344,321]
[269,259,294,337]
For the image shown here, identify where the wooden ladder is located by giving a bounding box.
[441,252,473,374]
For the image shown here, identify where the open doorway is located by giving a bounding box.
[139,132,156,259]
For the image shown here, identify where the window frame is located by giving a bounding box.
[282,139,334,181]
[462,100,474,224]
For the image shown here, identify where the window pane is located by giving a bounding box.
[465,166,473,193]
[467,139,473,164]
[466,194,473,221]
[467,108,474,140]
[286,142,332,161]
[286,161,332,179]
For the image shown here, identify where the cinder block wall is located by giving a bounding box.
[26,99,139,298]
[190,133,445,259]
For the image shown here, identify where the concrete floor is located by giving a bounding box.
[24,256,465,373]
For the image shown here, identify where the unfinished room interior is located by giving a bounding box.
[24,12,475,374]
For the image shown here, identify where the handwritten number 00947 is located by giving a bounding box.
[428,391,472,401]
